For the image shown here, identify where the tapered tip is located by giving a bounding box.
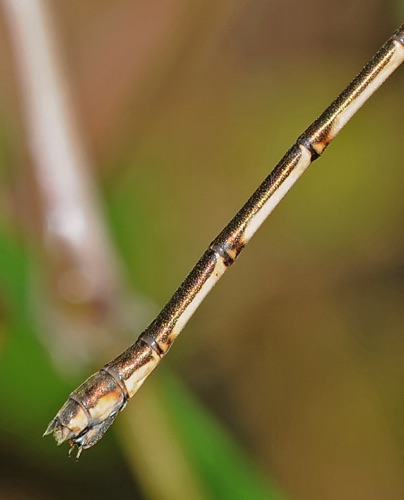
[43,418,56,437]
[43,417,73,445]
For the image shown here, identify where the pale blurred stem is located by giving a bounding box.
[119,377,209,500]
[2,1,207,498]
[1,0,137,368]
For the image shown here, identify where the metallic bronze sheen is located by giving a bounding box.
[45,24,404,457]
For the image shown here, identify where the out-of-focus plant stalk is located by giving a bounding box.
[1,0,153,370]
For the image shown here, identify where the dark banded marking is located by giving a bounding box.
[101,366,130,401]
[68,394,92,424]
[298,137,321,161]
[139,333,165,358]
[209,243,236,267]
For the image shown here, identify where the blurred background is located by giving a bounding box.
[0,1,403,498]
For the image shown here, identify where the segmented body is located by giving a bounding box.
[45,25,404,458]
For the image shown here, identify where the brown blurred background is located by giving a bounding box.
[0,1,403,499]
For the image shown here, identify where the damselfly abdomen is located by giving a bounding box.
[45,24,404,458]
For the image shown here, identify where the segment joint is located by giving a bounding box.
[209,242,236,267]
[68,394,92,422]
[139,333,165,358]
[298,136,321,161]
[393,28,404,46]
[101,366,130,401]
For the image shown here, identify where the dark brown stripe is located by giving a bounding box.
[209,243,235,267]
[68,394,92,422]
[139,333,164,358]
[298,137,321,161]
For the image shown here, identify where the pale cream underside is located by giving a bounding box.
[69,406,88,433]
[242,145,312,243]
[331,40,404,138]
[125,258,227,397]
[171,256,228,340]
[89,392,123,420]
[125,350,161,397]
